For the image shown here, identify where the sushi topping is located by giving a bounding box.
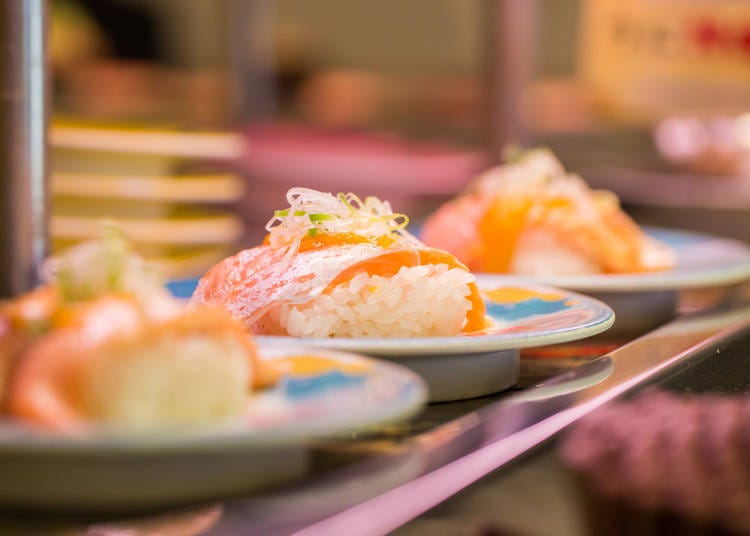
[468,148,618,220]
[421,147,676,274]
[266,188,412,252]
[35,223,181,328]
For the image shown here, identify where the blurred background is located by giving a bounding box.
[50,0,750,278]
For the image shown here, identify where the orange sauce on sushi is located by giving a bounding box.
[477,196,576,272]
[263,232,397,251]
[326,248,487,333]
[477,197,531,272]
[298,232,396,251]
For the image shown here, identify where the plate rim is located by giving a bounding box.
[488,227,750,293]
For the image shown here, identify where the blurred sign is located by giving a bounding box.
[581,0,750,123]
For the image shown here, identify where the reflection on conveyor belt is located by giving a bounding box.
[209,290,750,536]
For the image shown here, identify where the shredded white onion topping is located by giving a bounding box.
[469,148,617,219]
[41,223,181,319]
[265,187,415,251]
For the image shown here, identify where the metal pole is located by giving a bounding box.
[0,0,48,297]
[226,0,276,124]
[484,0,536,163]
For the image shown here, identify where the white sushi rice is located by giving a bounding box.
[81,334,250,430]
[510,229,601,275]
[276,264,475,338]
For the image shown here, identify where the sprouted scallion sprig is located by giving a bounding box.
[469,147,569,197]
[45,224,135,303]
[265,188,411,250]
[41,223,179,318]
[464,148,613,220]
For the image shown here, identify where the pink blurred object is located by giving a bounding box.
[241,123,486,200]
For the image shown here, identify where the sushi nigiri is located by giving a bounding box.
[1,226,271,433]
[421,148,675,275]
[191,188,487,338]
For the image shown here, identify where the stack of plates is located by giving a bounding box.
[50,121,247,278]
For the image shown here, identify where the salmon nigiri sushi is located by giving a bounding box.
[422,148,675,276]
[1,226,271,433]
[191,188,487,338]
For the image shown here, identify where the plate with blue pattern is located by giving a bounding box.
[167,278,613,402]
[0,346,426,510]
[483,228,750,336]
[518,227,750,292]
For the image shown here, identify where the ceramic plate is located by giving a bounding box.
[258,283,614,401]
[52,172,244,202]
[167,279,614,402]
[477,228,750,336]
[52,123,243,160]
[519,227,750,292]
[52,214,243,245]
[0,345,426,511]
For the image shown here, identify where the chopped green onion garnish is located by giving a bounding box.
[274,209,308,218]
[392,214,409,228]
[268,189,411,247]
[502,144,524,164]
[309,213,335,222]
[337,193,355,214]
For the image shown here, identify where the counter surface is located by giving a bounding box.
[1,285,749,535]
